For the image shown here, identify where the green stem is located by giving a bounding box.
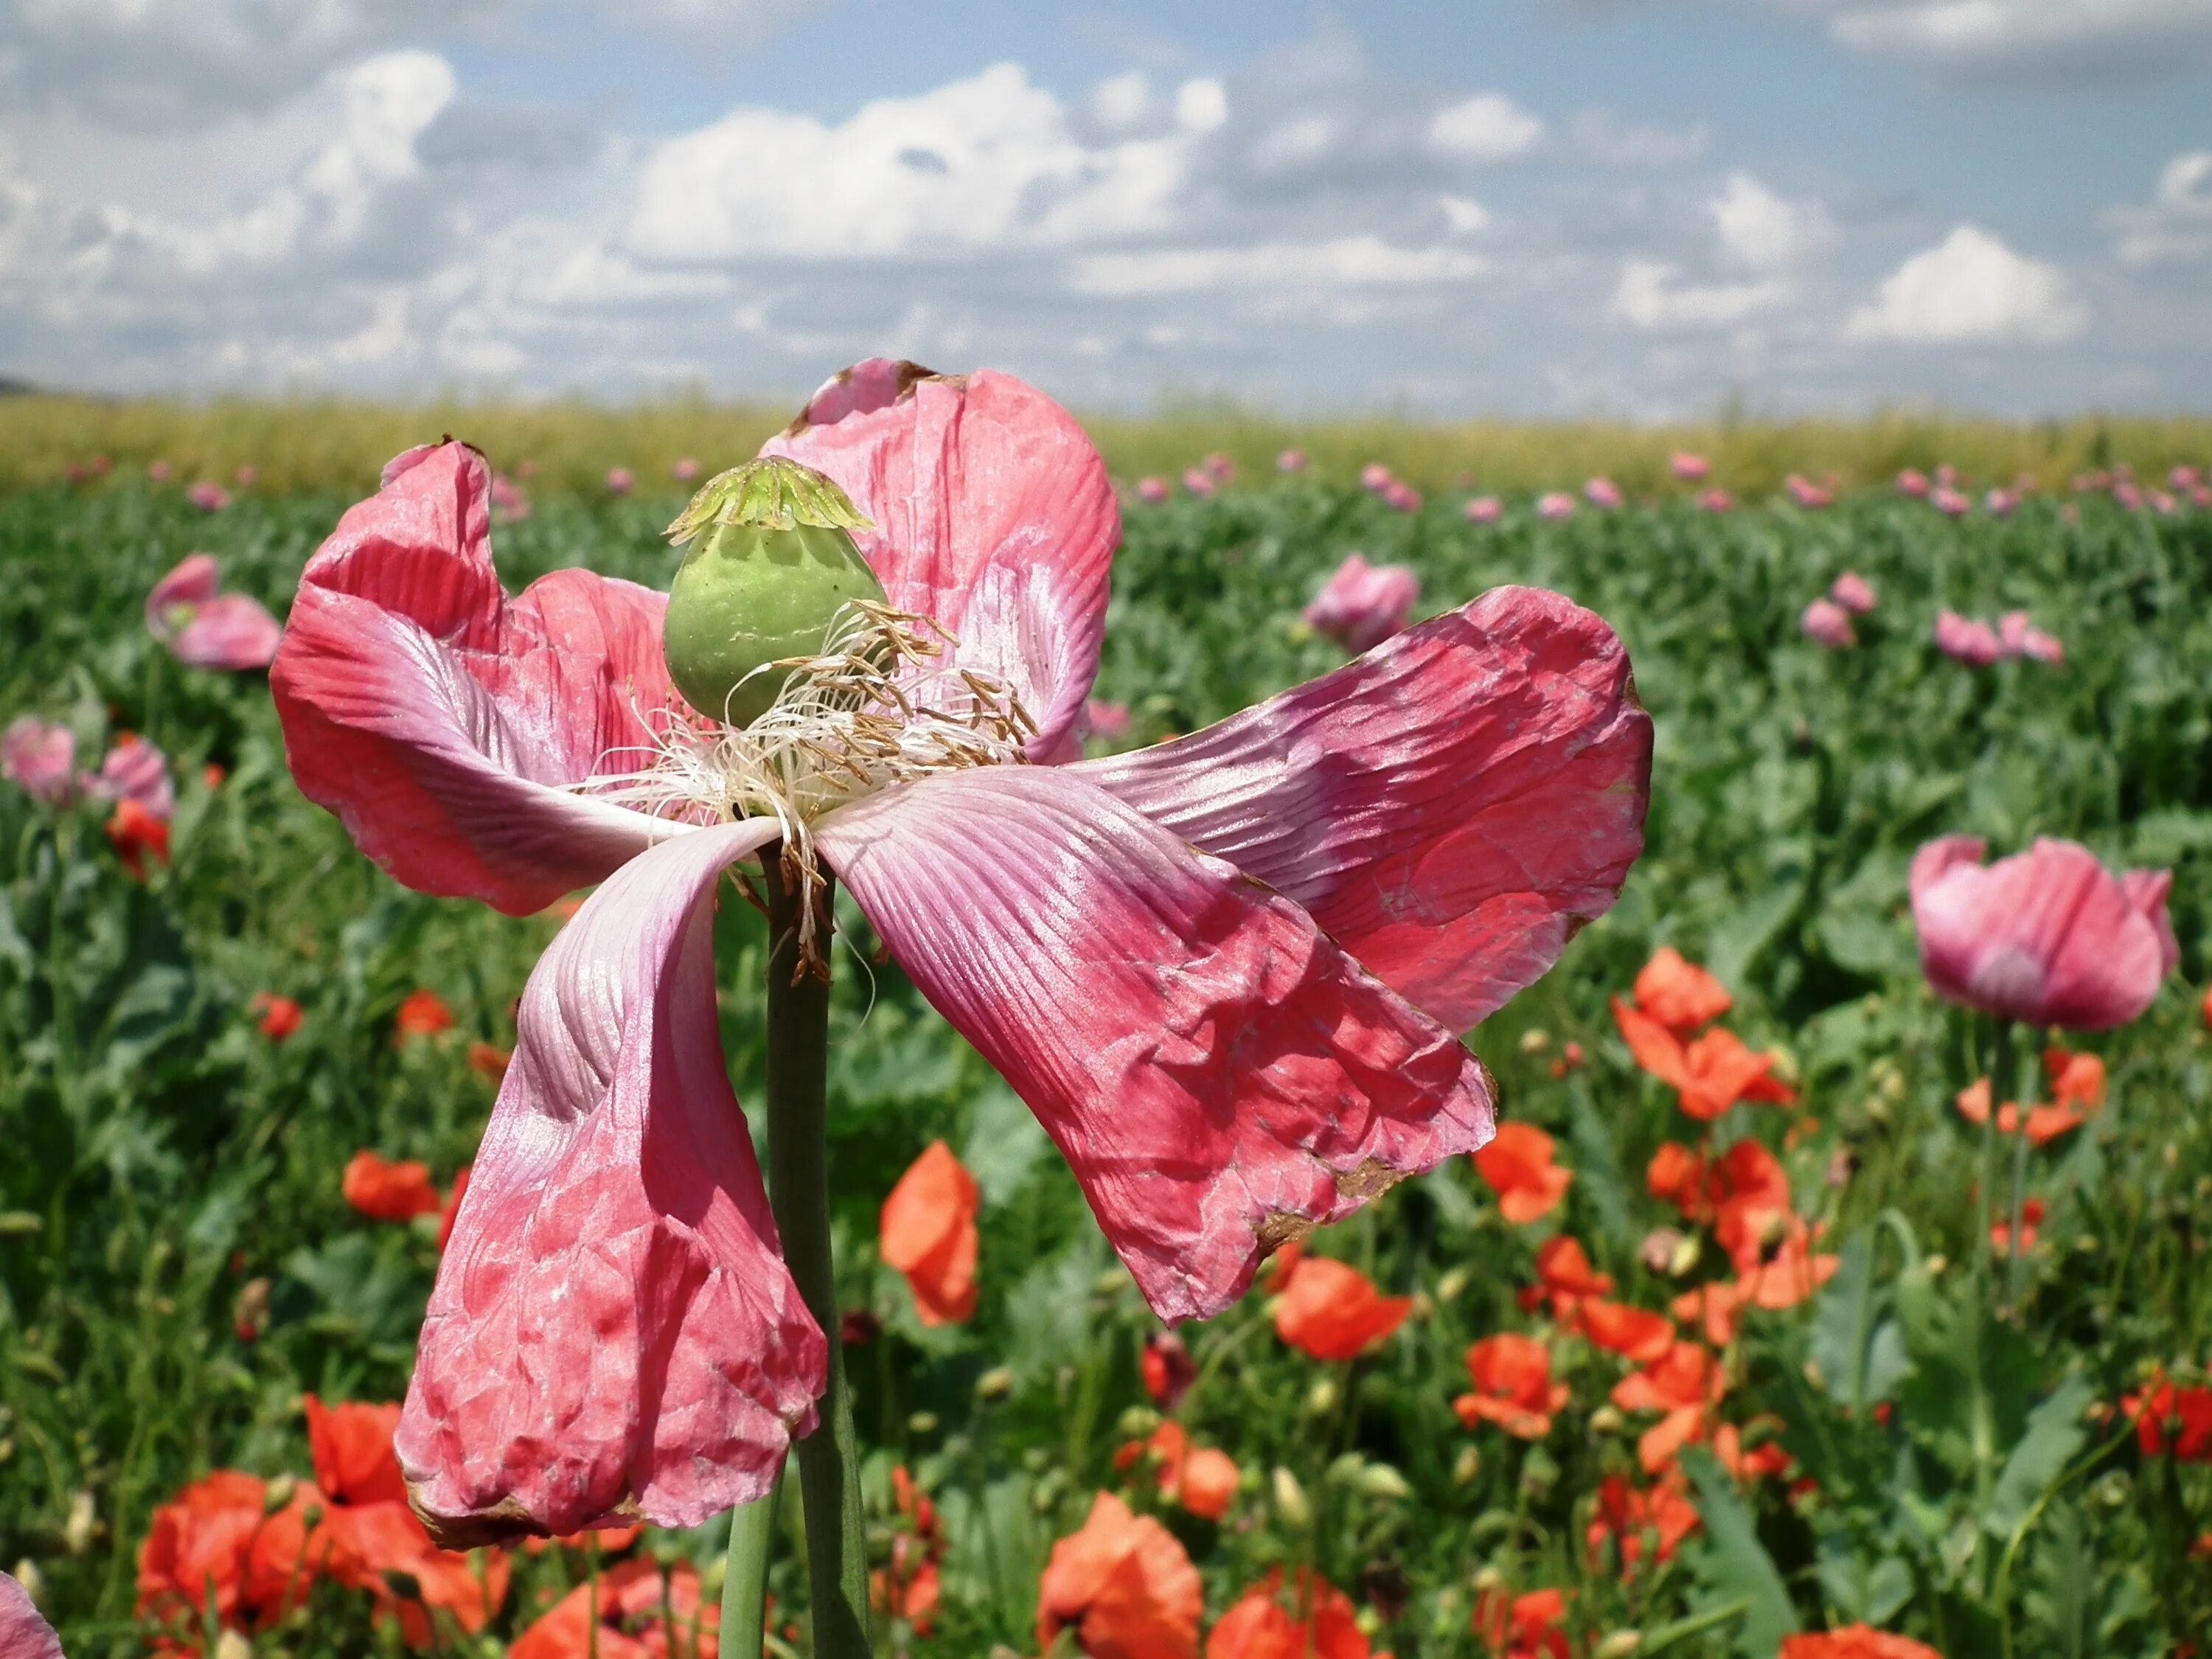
[721,1474,782,1659]
[1975,1019,2011,1285]
[2002,1030,2035,1315]
[759,853,872,1658]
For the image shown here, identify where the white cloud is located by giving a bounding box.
[1439,194,1491,234]
[1793,0,2212,79]
[1174,77,1229,135]
[1846,225,2088,344]
[1610,259,1789,330]
[1091,71,1150,129]
[2109,150,2212,265]
[1568,110,1711,169]
[1069,236,1487,296]
[626,63,1197,261]
[1248,115,1336,173]
[1710,171,1830,271]
[1427,93,1544,162]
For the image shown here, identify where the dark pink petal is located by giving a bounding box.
[0,1570,60,1659]
[173,594,283,669]
[271,440,689,915]
[1910,836,2168,1030]
[146,551,220,641]
[1076,587,1652,1031]
[1910,835,1985,905]
[397,819,824,1546]
[817,768,1495,1323]
[1304,554,1419,653]
[762,361,1119,762]
[2124,868,2180,977]
[88,734,175,821]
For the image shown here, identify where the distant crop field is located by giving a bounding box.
[4,436,2212,1658]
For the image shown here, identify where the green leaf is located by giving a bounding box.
[1986,1373,2093,1540]
[1682,1446,1801,1653]
[961,1082,1050,1206]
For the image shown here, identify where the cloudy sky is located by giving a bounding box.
[2,0,2208,416]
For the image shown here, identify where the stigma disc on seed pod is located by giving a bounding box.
[660,456,886,727]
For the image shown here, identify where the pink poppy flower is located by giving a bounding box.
[269,360,1651,1545]
[1382,479,1423,512]
[1896,469,1930,497]
[1997,611,2063,665]
[235,465,258,487]
[88,734,175,821]
[1910,836,2174,1030]
[147,459,173,482]
[2152,490,2179,515]
[1986,489,2017,518]
[2115,483,2142,510]
[146,552,283,670]
[4,717,77,803]
[1304,554,1419,653]
[1203,452,1235,483]
[186,481,232,512]
[1464,495,1502,524]
[490,473,531,522]
[1584,476,1624,510]
[1829,572,1874,614]
[1932,487,1970,517]
[2171,465,2201,490]
[1135,476,1170,504]
[1784,474,1832,509]
[1181,467,1217,498]
[1934,611,2002,666]
[1800,599,1854,648]
[1700,489,1733,513]
[1671,452,1708,481]
[1276,448,1307,473]
[1537,491,1576,521]
[0,1570,60,1659]
[1359,462,1392,493]
[605,467,634,495]
[672,457,700,482]
[1084,700,1131,742]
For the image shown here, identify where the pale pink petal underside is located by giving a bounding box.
[0,1570,61,1659]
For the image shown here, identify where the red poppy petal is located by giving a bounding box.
[762,362,1118,764]
[818,766,1495,1322]
[397,821,824,1546]
[1077,587,1650,1031]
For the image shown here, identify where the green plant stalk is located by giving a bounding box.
[759,854,872,1659]
[2002,1025,2038,1315]
[721,1475,782,1659]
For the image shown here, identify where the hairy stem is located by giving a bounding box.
[759,852,872,1658]
[720,1473,781,1659]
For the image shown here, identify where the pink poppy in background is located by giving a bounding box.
[1382,479,1423,512]
[1181,466,1217,498]
[1936,463,1960,487]
[1464,495,1502,524]
[605,467,634,495]
[1934,611,2003,666]
[1537,490,1576,521]
[1084,699,1131,742]
[1998,612,2063,665]
[2194,486,2211,509]
[1829,572,1875,614]
[1303,553,1419,653]
[1360,462,1392,493]
[2171,465,2201,490]
[186,481,232,512]
[147,459,173,482]
[2152,490,2179,515]
[1896,469,1930,497]
[2115,482,2143,510]
[1910,837,2174,1031]
[89,734,175,822]
[1135,475,1170,504]
[4,717,77,803]
[1671,452,1709,481]
[0,1570,60,1659]
[268,358,1652,1545]
[1276,448,1307,473]
[1203,452,1235,482]
[1800,599,1854,649]
[1986,489,2017,517]
[489,473,531,522]
[234,465,258,487]
[1700,489,1733,513]
[1784,474,1832,509]
[672,457,700,482]
[146,552,284,669]
[1584,476,1624,510]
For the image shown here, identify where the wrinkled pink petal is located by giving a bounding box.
[762,361,1119,762]
[3,717,77,804]
[817,768,1496,1323]
[397,819,824,1547]
[173,594,283,669]
[89,734,174,821]
[1910,836,2169,1030]
[1077,587,1651,1032]
[0,1570,60,1659]
[1303,554,1418,653]
[271,440,689,915]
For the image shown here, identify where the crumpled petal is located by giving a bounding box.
[817,766,1495,1322]
[762,361,1119,762]
[272,440,691,915]
[0,1570,60,1659]
[396,819,825,1547]
[1077,586,1651,1031]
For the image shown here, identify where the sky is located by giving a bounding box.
[1,0,2209,417]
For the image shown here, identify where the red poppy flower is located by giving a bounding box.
[1713,1422,1793,1482]
[1208,1569,1369,1658]
[1613,1343,1725,1474]
[879,1140,981,1326]
[251,992,303,1040]
[1735,1222,1840,1311]
[1475,1122,1573,1222]
[1779,1630,1941,1659]
[271,366,1649,1543]
[1473,1586,1568,1659]
[1579,1299,1675,1363]
[136,1471,319,1639]
[1673,1279,1745,1347]
[1455,1335,1569,1439]
[509,1559,717,1659]
[1954,1080,2082,1147]
[1646,1142,1707,1214]
[1116,1423,1239,1522]
[1615,1000,1795,1120]
[1274,1257,1413,1361]
[466,1041,512,1082]
[1632,947,1732,1034]
[874,1464,944,1632]
[1036,1492,1201,1659]
[1585,1474,1700,1571]
[1517,1235,1612,1318]
[522,1524,643,1556]
[342,1151,444,1222]
[106,797,170,878]
[1990,1197,2045,1256]
[394,989,455,1043]
[2123,1369,2212,1460]
[1141,1332,1198,1411]
[2043,1047,2106,1113]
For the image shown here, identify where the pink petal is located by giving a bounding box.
[2124,867,2180,977]
[1077,587,1651,1031]
[1909,835,1986,905]
[89,734,175,821]
[816,768,1496,1323]
[1910,837,2168,1030]
[1304,554,1419,653]
[397,819,824,1545]
[271,440,689,915]
[146,552,220,641]
[173,594,283,669]
[762,361,1119,762]
[0,1571,60,1659]
[3,717,77,804]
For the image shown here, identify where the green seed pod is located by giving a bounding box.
[661,457,885,726]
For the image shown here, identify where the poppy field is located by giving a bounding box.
[5,395,2212,1659]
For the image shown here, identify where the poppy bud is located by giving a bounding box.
[1271,1467,1312,1528]
[63,1492,95,1554]
[1453,1446,1481,1484]
[906,1411,939,1437]
[263,1475,296,1514]
[1590,1406,1624,1436]
[1355,1463,1411,1500]
[1436,1266,1470,1302]
[1596,1632,1644,1658]
[661,457,886,727]
[975,1366,1015,1402]
[1304,1378,1339,1417]
[9,1558,43,1610]
[1116,1406,1161,1439]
